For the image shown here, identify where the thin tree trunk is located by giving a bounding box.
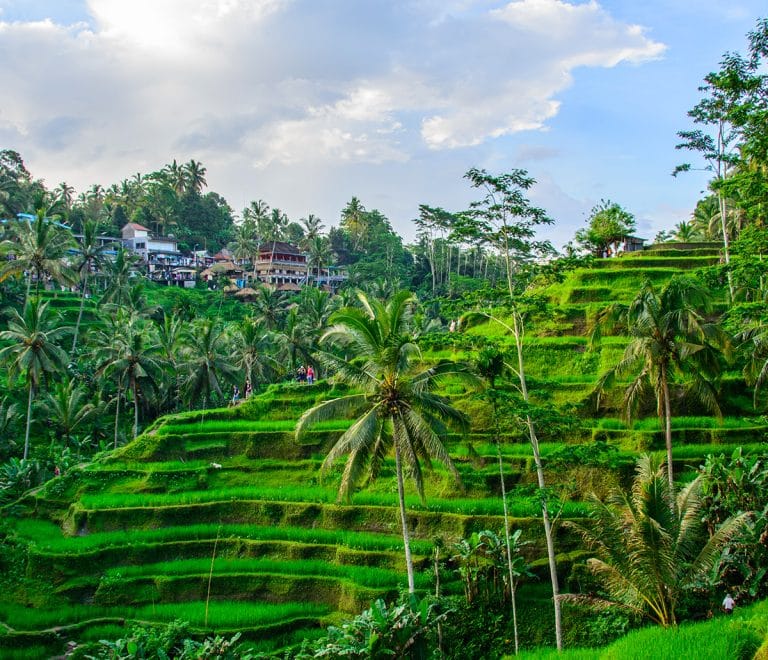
[72,270,88,353]
[132,376,139,439]
[394,443,416,594]
[493,394,520,655]
[23,380,34,460]
[512,312,563,650]
[114,386,121,449]
[718,192,734,302]
[662,371,674,494]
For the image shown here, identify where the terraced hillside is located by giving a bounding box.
[1,245,766,657]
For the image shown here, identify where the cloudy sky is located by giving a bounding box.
[0,1,764,247]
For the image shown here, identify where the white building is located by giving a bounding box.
[121,223,180,262]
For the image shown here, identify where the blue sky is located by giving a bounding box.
[0,1,764,248]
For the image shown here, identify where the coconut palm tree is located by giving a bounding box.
[275,308,316,372]
[184,159,207,194]
[306,235,333,287]
[100,246,139,308]
[230,317,279,390]
[673,220,701,242]
[0,299,70,459]
[251,285,287,330]
[592,276,724,492]
[71,219,111,352]
[0,210,76,306]
[155,312,186,412]
[94,314,164,439]
[301,214,325,244]
[295,290,477,593]
[566,454,749,627]
[181,319,238,409]
[42,378,95,453]
[229,218,259,278]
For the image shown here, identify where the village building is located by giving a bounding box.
[254,241,308,291]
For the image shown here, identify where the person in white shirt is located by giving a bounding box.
[722,593,735,614]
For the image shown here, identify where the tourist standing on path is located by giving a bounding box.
[722,593,735,614]
[307,365,314,385]
[297,365,306,383]
[232,384,240,405]
[244,379,252,398]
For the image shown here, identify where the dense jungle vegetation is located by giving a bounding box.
[1,16,768,660]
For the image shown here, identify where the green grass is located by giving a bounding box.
[13,519,436,555]
[0,600,330,631]
[99,557,431,589]
[518,597,768,659]
[75,484,590,517]
[155,419,352,435]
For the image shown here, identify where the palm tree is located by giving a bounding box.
[184,159,207,194]
[165,159,187,196]
[71,220,110,352]
[0,299,70,459]
[592,276,724,492]
[0,210,76,305]
[341,197,367,251]
[230,317,279,390]
[181,319,238,409]
[95,315,164,439]
[155,312,186,412]
[229,219,259,278]
[275,308,316,372]
[306,235,333,287]
[100,246,139,308]
[251,285,287,330]
[42,378,95,454]
[301,214,325,244]
[673,220,701,242]
[298,286,338,333]
[566,454,749,627]
[89,313,128,448]
[296,291,477,593]
[55,182,76,212]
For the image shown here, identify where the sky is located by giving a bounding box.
[0,0,764,249]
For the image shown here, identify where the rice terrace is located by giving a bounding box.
[1,5,768,660]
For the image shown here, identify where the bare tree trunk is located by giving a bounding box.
[493,394,520,655]
[395,443,416,594]
[23,380,34,460]
[512,312,563,650]
[72,270,89,353]
[662,370,674,494]
[114,386,122,449]
[132,376,139,439]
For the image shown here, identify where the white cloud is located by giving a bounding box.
[0,0,668,227]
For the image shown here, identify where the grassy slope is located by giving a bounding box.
[2,246,766,657]
[518,600,768,659]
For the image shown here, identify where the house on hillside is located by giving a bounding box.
[254,241,308,291]
[313,265,349,292]
[121,223,181,264]
[622,236,646,253]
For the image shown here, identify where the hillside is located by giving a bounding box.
[1,245,765,658]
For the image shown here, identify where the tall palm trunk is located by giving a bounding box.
[23,379,34,460]
[132,375,139,439]
[114,386,122,449]
[661,369,674,493]
[492,393,520,655]
[512,312,563,650]
[394,442,416,594]
[72,269,89,353]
